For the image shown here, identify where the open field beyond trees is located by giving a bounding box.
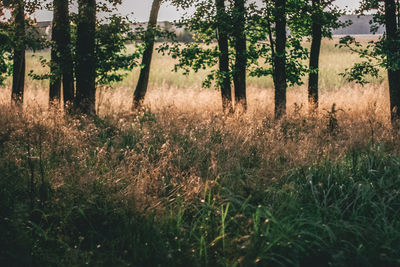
[1,39,400,266]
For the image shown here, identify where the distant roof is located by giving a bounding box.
[35,21,51,28]
[36,15,386,36]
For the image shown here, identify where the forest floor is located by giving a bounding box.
[0,39,399,266]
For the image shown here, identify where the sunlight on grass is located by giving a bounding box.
[1,37,399,266]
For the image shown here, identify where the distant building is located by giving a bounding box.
[36,15,386,42]
[34,21,52,39]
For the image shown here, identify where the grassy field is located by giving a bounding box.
[1,39,400,266]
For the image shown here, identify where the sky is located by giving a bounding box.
[34,0,362,22]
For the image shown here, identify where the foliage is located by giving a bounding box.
[0,0,46,85]
[160,0,232,89]
[288,0,349,38]
[338,1,400,85]
[246,0,309,86]
[165,0,315,89]
[338,35,385,85]
[94,15,143,85]
[29,12,144,86]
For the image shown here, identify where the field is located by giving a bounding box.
[1,39,400,266]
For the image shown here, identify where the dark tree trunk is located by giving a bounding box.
[11,0,25,106]
[49,25,62,106]
[60,0,75,108]
[132,0,162,109]
[216,0,233,113]
[233,0,247,111]
[76,0,96,115]
[50,0,75,109]
[274,0,287,119]
[308,0,322,113]
[397,0,400,29]
[385,0,400,124]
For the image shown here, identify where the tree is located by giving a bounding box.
[167,0,245,113]
[49,0,75,108]
[169,0,308,116]
[30,2,140,114]
[132,0,162,109]
[216,0,233,113]
[75,0,96,115]
[384,0,400,123]
[291,0,344,113]
[308,0,323,112]
[248,0,308,119]
[49,23,61,105]
[273,0,287,119]
[11,0,25,105]
[233,0,247,111]
[340,0,400,125]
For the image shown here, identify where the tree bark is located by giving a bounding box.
[11,0,25,106]
[274,0,287,119]
[60,0,75,108]
[76,0,96,115]
[308,0,322,113]
[385,0,400,124]
[233,0,247,111]
[50,0,75,109]
[49,20,62,106]
[132,0,162,109]
[216,0,233,113]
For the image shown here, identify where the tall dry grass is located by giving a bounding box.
[0,80,395,209]
[1,38,399,266]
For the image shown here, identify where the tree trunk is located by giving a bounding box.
[60,0,75,109]
[233,0,247,111]
[76,0,96,115]
[11,0,25,106]
[274,0,287,119]
[216,0,233,113]
[385,0,400,124]
[132,0,162,109]
[49,20,62,106]
[308,0,322,113]
[50,0,75,109]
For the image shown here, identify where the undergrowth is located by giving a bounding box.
[0,103,399,266]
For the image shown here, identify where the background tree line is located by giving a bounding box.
[1,0,400,124]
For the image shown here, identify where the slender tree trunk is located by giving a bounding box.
[132,0,162,109]
[274,0,287,119]
[308,0,322,113]
[216,0,233,113]
[11,0,25,105]
[59,0,75,109]
[50,0,74,109]
[385,0,400,125]
[76,0,96,115]
[233,0,247,111]
[397,0,400,28]
[49,18,62,106]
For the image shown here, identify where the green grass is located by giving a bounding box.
[0,36,397,266]
[1,106,399,266]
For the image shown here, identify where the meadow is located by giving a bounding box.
[0,38,399,266]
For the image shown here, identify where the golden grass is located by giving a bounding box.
[0,81,389,119]
[2,38,399,267]
[0,37,395,209]
[0,81,394,208]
